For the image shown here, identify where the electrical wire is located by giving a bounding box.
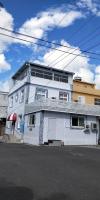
[0,32,99,60]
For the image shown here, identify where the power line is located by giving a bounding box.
[49,20,100,66]
[0,32,99,60]
[43,14,95,64]
[0,26,100,57]
[62,40,100,70]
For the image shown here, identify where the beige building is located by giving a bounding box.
[73,78,100,105]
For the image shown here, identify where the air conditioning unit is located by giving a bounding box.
[91,123,98,132]
[51,97,56,99]
[85,124,90,129]
[84,124,90,134]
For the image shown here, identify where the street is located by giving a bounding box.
[0,144,100,200]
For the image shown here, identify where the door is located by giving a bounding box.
[48,118,56,140]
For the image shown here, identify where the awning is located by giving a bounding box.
[7,113,17,122]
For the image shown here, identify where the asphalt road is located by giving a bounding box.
[0,144,100,200]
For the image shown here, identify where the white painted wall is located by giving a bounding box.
[30,76,72,91]
[23,112,40,145]
[28,83,72,103]
[43,111,98,145]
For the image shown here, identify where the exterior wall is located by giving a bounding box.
[6,84,27,135]
[43,111,99,145]
[73,80,100,105]
[28,84,72,103]
[23,112,41,145]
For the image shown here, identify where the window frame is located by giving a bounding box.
[19,89,24,103]
[71,115,85,129]
[28,114,35,127]
[94,98,100,105]
[59,91,69,101]
[9,96,13,108]
[15,92,18,102]
[35,87,48,100]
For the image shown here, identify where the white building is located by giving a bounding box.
[0,91,8,136]
[7,62,100,145]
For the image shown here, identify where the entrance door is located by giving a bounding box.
[48,118,56,140]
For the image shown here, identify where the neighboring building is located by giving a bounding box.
[6,62,100,145]
[73,77,100,105]
[0,91,8,136]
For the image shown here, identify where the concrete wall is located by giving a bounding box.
[28,76,72,103]
[43,111,99,145]
[23,112,41,145]
[73,80,100,105]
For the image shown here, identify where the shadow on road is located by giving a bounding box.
[39,193,71,200]
[0,186,34,200]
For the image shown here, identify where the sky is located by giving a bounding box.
[0,0,100,91]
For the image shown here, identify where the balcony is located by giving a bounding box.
[25,98,100,117]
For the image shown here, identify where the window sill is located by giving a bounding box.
[71,126,84,130]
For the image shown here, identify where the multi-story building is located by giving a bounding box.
[73,77,100,105]
[7,62,100,145]
[0,91,8,136]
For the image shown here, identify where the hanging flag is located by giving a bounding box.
[7,113,17,122]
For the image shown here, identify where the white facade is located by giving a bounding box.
[24,109,100,146]
[7,62,73,138]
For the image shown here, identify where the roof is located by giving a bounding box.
[25,99,100,117]
[12,61,74,79]
[73,79,95,86]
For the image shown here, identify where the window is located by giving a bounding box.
[59,91,69,101]
[35,87,48,100]
[54,73,68,83]
[29,114,35,126]
[31,69,52,80]
[71,116,85,128]
[9,96,13,107]
[15,93,18,102]
[78,96,85,104]
[20,89,24,103]
[94,98,100,105]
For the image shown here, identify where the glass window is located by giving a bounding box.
[20,89,24,103]
[9,96,13,107]
[71,116,84,128]
[59,91,69,101]
[94,98,100,105]
[15,93,18,102]
[29,114,35,126]
[35,87,48,100]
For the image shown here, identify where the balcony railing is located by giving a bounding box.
[25,98,100,117]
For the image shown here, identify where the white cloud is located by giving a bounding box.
[77,0,100,16]
[0,54,11,72]
[17,9,83,45]
[0,8,14,53]
[95,65,100,73]
[95,65,100,88]
[36,40,95,83]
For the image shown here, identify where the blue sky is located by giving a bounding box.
[0,0,100,91]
